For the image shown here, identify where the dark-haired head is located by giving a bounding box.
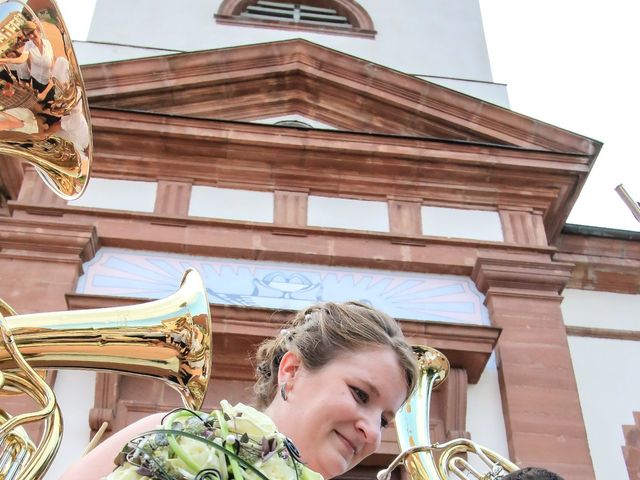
[502,467,565,480]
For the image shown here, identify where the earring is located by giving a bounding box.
[280,383,288,401]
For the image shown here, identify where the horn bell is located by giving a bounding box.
[0,268,213,411]
[0,0,92,199]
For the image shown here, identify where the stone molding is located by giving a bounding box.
[0,217,98,264]
[79,107,592,241]
[9,201,559,279]
[472,255,574,298]
[554,231,640,294]
[566,326,640,341]
[82,40,599,156]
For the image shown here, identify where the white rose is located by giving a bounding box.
[255,454,297,480]
[176,436,222,471]
[221,401,277,437]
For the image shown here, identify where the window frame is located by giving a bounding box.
[215,0,376,38]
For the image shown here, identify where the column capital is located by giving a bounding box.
[472,255,573,298]
[0,217,98,264]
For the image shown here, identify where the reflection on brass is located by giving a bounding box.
[0,269,213,479]
[378,346,519,480]
[0,0,91,199]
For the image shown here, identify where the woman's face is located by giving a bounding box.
[272,347,407,479]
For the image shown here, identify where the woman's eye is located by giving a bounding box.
[381,416,389,429]
[351,386,369,403]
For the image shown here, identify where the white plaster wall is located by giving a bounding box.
[189,186,274,223]
[44,370,96,480]
[67,178,157,212]
[307,195,389,232]
[80,0,491,80]
[61,0,508,104]
[567,336,640,480]
[562,289,640,331]
[466,356,511,464]
[421,206,504,242]
[424,76,510,108]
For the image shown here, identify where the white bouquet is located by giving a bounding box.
[104,401,323,480]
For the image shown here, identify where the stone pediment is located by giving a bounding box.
[81,39,599,156]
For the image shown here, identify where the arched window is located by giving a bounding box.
[216,0,376,38]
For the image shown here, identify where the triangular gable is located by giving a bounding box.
[82,39,600,156]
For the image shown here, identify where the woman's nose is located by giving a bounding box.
[356,414,382,447]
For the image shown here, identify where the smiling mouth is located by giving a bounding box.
[334,431,356,458]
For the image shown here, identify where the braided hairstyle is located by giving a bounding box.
[253,301,418,409]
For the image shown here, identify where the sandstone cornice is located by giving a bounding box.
[554,231,640,293]
[472,255,574,297]
[0,217,98,263]
[87,107,589,240]
[81,39,601,156]
[8,201,558,276]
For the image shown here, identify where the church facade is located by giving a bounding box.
[0,2,638,479]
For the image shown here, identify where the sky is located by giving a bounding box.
[479,0,640,232]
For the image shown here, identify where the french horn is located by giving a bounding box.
[0,0,91,199]
[378,346,519,480]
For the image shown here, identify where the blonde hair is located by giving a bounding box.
[21,21,37,34]
[254,301,418,409]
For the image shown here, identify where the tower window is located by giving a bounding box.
[216,0,376,38]
[242,1,351,28]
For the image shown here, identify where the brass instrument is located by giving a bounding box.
[0,0,91,199]
[378,346,519,480]
[0,268,213,480]
[0,2,215,479]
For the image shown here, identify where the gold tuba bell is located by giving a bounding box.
[0,0,91,199]
[0,268,213,480]
[378,346,519,480]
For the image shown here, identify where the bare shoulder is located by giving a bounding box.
[59,412,166,480]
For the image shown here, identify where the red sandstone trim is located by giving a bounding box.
[566,325,640,341]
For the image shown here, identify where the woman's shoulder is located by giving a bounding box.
[59,412,166,480]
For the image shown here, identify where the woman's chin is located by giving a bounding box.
[308,453,350,479]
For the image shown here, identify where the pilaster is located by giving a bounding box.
[274,189,308,228]
[499,209,548,247]
[154,179,192,217]
[472,256,595,480]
